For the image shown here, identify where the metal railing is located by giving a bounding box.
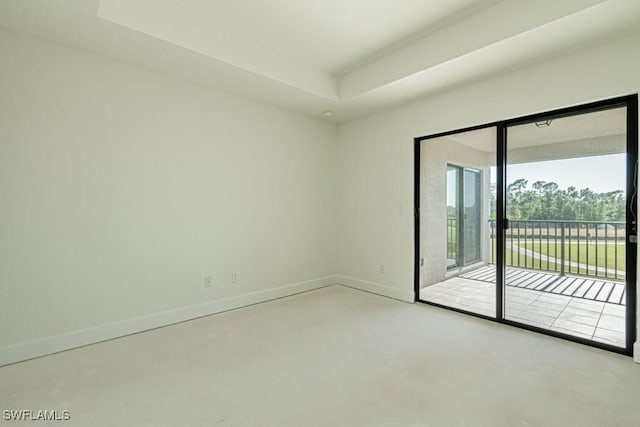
[447,217,457,262]
[489,219,625,280]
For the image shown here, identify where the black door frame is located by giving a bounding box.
[414,94,638,356]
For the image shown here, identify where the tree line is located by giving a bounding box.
[491,179,625,222]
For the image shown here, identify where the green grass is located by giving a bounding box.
[505,248,560,271]
[522,242,625,272]
[489,240,625,278]
[447,224,457,259]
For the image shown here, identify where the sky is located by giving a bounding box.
[448,153,627,207]
[495,153,626,193]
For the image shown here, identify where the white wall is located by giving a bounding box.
[337,31,640,333]
[0,31,337,365]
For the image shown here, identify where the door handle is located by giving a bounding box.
[504,218,510,229]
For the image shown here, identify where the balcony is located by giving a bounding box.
[491,219,625,280]
[422,219,626,347]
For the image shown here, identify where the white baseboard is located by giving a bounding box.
[0,276,336,367]
[634,342,640,363]
[335,275,414,303]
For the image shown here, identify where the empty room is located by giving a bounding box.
[2,1,640,425]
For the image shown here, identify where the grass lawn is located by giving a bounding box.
[522,242,625,272]
[504,248,560,271]
[490,240,625,278]
[447,223,457,260]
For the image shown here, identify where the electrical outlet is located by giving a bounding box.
[231,272,238,284]
[203,275,213,288]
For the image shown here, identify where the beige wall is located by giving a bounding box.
[0,31,338,365]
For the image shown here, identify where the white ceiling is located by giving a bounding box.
[508,108,627,150]
[439,107,626,154]
[166,0,498,74]
[1,0,639,122]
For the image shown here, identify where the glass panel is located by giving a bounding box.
[504,107,627,348]
[447,166,460,269]
[419,127,497,317]
[463,169,481,265]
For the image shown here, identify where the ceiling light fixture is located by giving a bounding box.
[535,119,553,128]
[322,110,333,119]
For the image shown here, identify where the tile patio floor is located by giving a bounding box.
[420,273,626,348]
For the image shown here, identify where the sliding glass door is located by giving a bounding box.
[446,166,482,269]
[415,95,637,355]
[463,168,482,266]
[503,105,633,349]
[418,127,497,317]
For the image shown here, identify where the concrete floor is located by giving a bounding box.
[420,276,626,347]
[2,285,640,426]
